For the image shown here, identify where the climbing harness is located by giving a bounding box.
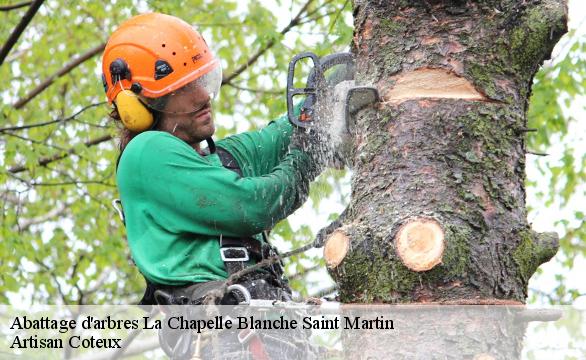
[112,138,322,359]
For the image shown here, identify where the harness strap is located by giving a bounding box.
[220,235,264,275]
[216,146,242,176]
[214,146,275,277]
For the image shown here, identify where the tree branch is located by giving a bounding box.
[517,127,537,133]
[309,285,337,298]
[71,118,114,130]
[221,0,315,85]
[6,153,115,189]
[0,0,45,66]
[0,1,33,11]
[288,263,322,281]
[298,11,339,26]
[1,131,104,169]
[1,130,71,153]
[301,0,336,20]
[1,191,22,205]
[0,101,106,132]
[38,163,115,211]
[225,82,282,95]
[13,43,106,109]
[328,0,350,34]
[85,268,113,296]
[35,257,70,305]
[69,254,87,305]
[30,180,115,187]
[18,202,70,231]
[526,150,549,156]
[8,134,113,174]
[4,46,30,62]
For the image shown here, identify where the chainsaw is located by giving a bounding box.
[286,51,380,132]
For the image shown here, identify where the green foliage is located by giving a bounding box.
[526,30,586,304]
[1,0,583,307]
[0,0,352,304]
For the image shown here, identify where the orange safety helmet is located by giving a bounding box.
[102,12,220,102]
[101,13,222,131]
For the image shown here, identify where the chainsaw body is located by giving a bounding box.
[286,51,379,130]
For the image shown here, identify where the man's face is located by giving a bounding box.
[159,80,215,143]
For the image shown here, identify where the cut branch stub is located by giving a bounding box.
[395,218,445,272]
[324,230,350,269]
[473,354,496,360]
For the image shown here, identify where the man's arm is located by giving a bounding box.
[118,132,315,237]
[216,106,303,177]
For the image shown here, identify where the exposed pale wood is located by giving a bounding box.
[324,230,350,268]
[395,218,445,272]
[383,68,486,104]
[473,354,496,360]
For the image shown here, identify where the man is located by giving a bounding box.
[102,13,325,305]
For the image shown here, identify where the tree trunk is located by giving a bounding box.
[322,0,567,303]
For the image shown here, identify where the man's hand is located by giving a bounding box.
[290,80,357,171]
[314,80,380,169]
[306,80,356,169]
[289,126,331,174]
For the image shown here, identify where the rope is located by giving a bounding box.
[202,241,316,304]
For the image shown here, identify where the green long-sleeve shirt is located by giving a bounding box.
[116,115,312,285]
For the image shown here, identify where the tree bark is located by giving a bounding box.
[323,0,567,303]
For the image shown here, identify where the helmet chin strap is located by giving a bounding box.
[148,109,162,131]
[205,137,216,154]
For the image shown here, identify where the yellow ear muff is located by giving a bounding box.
[115,90,154,132]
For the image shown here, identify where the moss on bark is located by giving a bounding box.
[513,230,559,282]
[327,0,568,304]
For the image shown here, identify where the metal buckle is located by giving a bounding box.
[111,199,125,223]
[227,284,251,305]
[220,247,249,262]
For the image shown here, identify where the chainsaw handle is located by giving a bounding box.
[308,52,354,86]
[287,52,321,127]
